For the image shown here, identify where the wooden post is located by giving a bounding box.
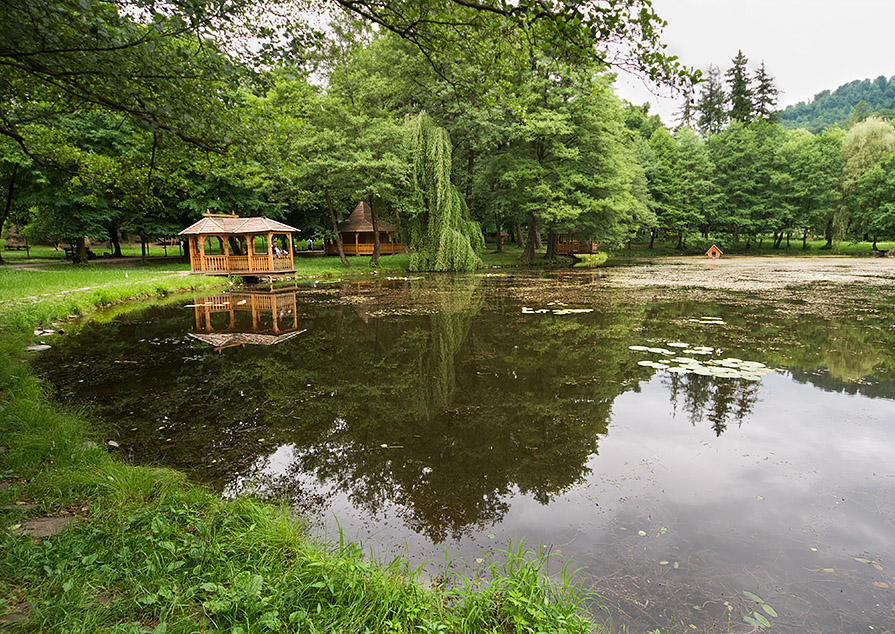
[287,233,295,271]
[267,231,274,272]
[198,235,206,272]
[223,234,230,272]
[247,235,254,273]
[354,233,358,255]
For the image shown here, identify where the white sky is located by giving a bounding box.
[613,0,895,124]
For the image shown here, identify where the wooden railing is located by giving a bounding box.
[324,242,404,256]
[556,241,599,255]
[196,253,294,274]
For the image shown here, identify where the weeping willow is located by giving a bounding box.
[407,114,484,271]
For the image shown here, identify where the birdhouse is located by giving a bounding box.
[705,244,723,259]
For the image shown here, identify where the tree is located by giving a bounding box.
[840,117,895,241]
[752,61,779,123]
[406,114,483,271]
[776,128,843,248]
[697,66,728,136]
[726,50,753,124]
[674,126,719,240]
[855,154,895,249]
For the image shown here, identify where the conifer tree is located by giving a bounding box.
[697,66,728,136]
[753,61,779,122]
[726,50,754,123]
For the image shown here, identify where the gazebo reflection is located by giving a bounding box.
[189,289,305,352]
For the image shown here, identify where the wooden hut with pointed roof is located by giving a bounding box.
[324,201,403,256]
[179,213,299,276]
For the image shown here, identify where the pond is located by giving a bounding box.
[36,260,895,633]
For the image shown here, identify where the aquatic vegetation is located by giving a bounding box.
[629,341,774,381]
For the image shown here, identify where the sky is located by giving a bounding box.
[613,0,895,124]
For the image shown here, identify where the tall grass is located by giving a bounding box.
[0,263,600,633]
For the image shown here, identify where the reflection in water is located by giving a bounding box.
[664,372,760,436]
[33,271,895,634]
[189,289,305,351]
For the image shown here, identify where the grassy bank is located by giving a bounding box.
[0,264,597,633]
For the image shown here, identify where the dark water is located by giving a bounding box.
[36,271,895,633]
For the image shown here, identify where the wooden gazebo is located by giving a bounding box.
[180,213,299,276]
[324,201,403,256]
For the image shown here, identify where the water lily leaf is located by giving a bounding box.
[657,526,667,536]
[811,547,818,552]
[487,533,496,539]
[854,557,873,564]
[638,530,647,536]
[637,360,655,367]
[673,562,679,569]
[742,591,764,603]
[667,342,689,348]
[823,568,834,573]
[628,345,649,351]
[761,604,778,618]
[756,495,765,501]
[659,561,669,565]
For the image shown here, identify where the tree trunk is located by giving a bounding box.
[108,222,123,257]
[514,214,524,247]
[325,188,350,266]
[140,234,147,262]
[394,205,410,253]
[0,163,18,265]
[73,236,89,264]
[786,232,791,248]
[465,150,474,209]
[495,205,503,253]
[369,194,381,266]
[822,218,833,249]
[545,226,557,259]
[872,235,878,251]
[533,226,543,250]
[521,212,538,264]
[676,232,684,249]
[802,232,809,250]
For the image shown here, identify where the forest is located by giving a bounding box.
[2,0,895,269]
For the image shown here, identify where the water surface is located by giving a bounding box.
[37,266,895,633]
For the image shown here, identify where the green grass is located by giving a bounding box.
[0,262,599,633]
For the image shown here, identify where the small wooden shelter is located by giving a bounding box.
[705,244,723,259]
[324,201,403,256]
[189,289,305,352]
[556,235,600,255]
[180,213,299,276]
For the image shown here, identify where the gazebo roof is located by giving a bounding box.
[338,201,396,233]
[179,214,299,236]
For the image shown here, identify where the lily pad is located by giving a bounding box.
[628,345,649,351]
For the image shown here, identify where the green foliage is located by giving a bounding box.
[407,114,484,271]
[780,75,895,132]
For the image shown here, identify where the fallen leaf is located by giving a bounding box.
[873,581,889,589]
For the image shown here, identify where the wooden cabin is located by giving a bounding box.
[556,235,600,255]
[705,244,723,259]
[179,213,299,276]
[188,289,305,351]
[324,201,403,256]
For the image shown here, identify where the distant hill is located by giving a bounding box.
[778,75,895,132]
